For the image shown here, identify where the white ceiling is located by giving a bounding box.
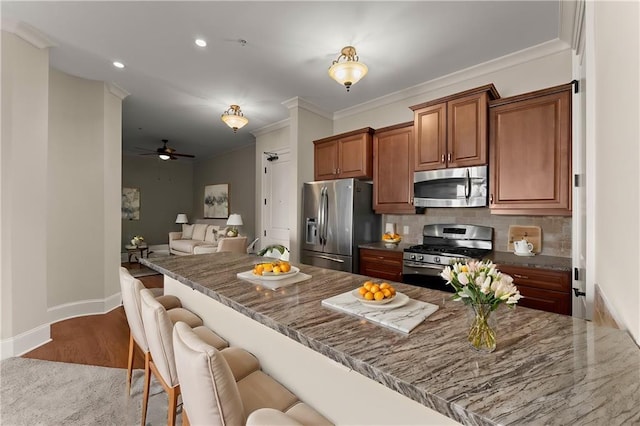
[2,1,562,160]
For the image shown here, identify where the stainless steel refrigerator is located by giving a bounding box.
[301,178,381,273]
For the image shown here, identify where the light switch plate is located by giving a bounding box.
[507,225,542,253]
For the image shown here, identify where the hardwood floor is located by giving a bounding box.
[22,265,162,369]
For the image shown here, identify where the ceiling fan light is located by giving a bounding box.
[221,105,248,132]
[159,154,171,160]
[328,46,368,92]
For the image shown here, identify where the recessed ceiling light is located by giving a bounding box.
[195,39,207,47]
[113,61,125,69]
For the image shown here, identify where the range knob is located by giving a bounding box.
[434,256,441,263]
[418,255,424,261]
[410,254,416,260]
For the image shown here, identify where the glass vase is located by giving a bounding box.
[466,303,497,353]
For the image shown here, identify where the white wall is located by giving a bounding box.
[0,31,51,355]
[47,69,106,305]
[591,0,639,342]
[0,29,125,358]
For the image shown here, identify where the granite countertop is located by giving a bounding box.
[359,241,412,252]
[488,251,572,272]
[141,254,640,425]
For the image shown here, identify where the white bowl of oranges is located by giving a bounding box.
[382,232,401,247]
[252,260,298,280]
[352,280,397,305]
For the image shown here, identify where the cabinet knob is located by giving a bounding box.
[441,154,445,163]
[447,152,451,162]
[490,194,494,204]
[513,273,529,280]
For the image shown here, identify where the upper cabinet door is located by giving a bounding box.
[447,92,488,168]
[314,139,339,180]
[413,102,446,171]
[489,84,572,215]
[373,122,414,214]
[338,133,373,179]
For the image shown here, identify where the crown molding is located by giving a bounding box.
[2,20,56,49]
[334,38,571,121]
[106,82,130,100]
[252,118,290,138]
[281,97,332,120]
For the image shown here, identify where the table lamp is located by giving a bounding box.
[175,214,188,224]
[226,213,243,237]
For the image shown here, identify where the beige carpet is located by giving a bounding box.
[0,357,179,426]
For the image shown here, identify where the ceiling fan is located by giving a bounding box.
[141,139,195,160]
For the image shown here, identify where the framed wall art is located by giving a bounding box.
[122,187,140,220]
[204,183,229,218]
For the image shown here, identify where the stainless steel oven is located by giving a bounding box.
[402,224,493,292]
[413,165,488,208]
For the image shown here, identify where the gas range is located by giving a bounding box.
[402,224,493,292]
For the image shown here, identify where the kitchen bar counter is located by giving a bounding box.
[141,253,639,425]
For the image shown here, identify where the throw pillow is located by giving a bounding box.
[182,224,195,239]
[192,224,208,241]
[204,225,220,243]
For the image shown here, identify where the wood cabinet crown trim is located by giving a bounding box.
[373,121,413,133]
[313,127,374,145]
[488,82,573,108]
[409,83,500,111]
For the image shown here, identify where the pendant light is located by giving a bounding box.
[221,105,248,132]
[328,46,368,92]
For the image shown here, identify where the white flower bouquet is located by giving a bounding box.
[440,259,522,352]
[440,259,522,310]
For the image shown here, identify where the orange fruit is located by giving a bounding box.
[263,263,274,272]
[280,262,291,273]
[364,292,374,300]
[358,287,367,296]
[374,291,384,301]
[382,288,391,298]
[364,282,373,291]
[370,284,380,294]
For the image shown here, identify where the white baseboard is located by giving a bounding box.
[0,294,124,360]
[0,323,51,361]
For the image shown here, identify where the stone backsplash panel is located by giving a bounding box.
[385,208,571,258]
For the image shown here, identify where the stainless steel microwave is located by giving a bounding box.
[413,165,488,208]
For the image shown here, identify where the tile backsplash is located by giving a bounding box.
[385,208,571,258]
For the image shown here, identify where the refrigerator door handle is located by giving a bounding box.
[317,187,326,246]
[322,187,329,245]
[307,253,345,264]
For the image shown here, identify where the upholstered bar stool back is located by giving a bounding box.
[119,267,182,396]
[173,322,333,426]
[140,290,229,426]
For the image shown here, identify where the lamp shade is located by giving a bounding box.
[226,213,243,226]
[328,46,368,92]
[221,105,248,132]
[175,214,189,224]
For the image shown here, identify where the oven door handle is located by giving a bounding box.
[465,168,471,199]
[404,262,446,270]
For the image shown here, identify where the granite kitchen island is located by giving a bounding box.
[141,253,639,425]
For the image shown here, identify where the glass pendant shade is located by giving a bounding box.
[221,105,248,132]
[328,46,368,91]
[159,154,171,160]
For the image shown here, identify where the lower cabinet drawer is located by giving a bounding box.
[516,285,571,316]
[497,264,572,316]
[359,249,403,282]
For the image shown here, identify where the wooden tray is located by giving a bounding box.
[507,225,541,253]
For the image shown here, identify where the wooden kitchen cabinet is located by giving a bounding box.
[410,84,499,171]
[313,127,374,180]
[373,122,414,214]
[359,248,403,282]
[489,83,572,215]
[497,264,572,315]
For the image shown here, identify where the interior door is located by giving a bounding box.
[262,149,291,252]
